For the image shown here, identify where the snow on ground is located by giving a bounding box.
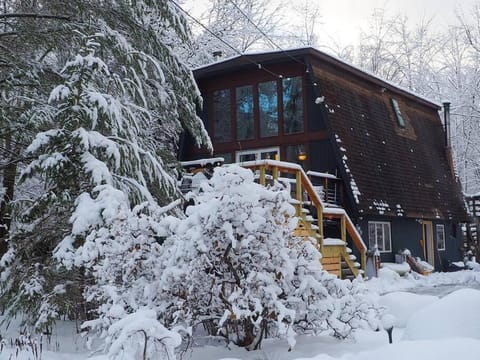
[403,288,480,341]
[378,292,438,327]
[2,270,480,359]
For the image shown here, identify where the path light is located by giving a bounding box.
[381,314,396,344]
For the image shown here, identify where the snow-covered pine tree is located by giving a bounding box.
[156,165,379,350]
[0,0,210,333]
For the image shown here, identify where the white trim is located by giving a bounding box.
[235,147,280,163]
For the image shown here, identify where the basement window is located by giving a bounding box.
[391,98,406,128]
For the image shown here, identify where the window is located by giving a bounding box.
[236,85,254,140]
[258,81,278,137]
[436,224,446,250]
[235,147,279,163]
[283,77,304,134]
[216,153,233,164]
[391,98,406,128]
[368,221,391,252]
[213,89,232,143]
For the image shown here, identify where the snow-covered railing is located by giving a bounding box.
[240,159,367,275]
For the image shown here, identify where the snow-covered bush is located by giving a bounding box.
[157,165,379,350]
[63,196,182,359]
[106,309,181,360]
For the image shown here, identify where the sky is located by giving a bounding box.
[184,0,479,49]
[317,0,477,46]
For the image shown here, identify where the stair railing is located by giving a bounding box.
[240,159,367,274]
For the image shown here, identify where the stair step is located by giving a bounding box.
[349,254,357,260]
[346,247,352,254]
[323,238,345,246]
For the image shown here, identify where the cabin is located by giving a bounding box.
[180,47,469,275]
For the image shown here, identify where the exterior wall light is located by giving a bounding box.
[298,151,307,161]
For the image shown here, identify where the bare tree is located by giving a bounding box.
[182,0,286,66]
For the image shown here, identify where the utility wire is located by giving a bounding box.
[170,0,284,78]
[225,0,310,69]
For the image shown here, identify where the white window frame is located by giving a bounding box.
[235,147,280,163]
[436,224,446,251]
[368,221,392,253]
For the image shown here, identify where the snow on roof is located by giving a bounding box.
[193,47,442,108]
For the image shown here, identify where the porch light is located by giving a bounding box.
[298,151,307,161]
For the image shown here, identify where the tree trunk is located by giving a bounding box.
[0,134,17,255]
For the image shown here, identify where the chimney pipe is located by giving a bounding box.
[443,101,451,147]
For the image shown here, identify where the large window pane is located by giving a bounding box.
[259,81,278,137]
[236,85,254,140]
[213,89,231,143]
[283,77,304,134]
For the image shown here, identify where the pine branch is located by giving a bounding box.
[0,13,70,21]
[0,31,16,37]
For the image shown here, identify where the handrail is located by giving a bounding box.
[241,160,367,274]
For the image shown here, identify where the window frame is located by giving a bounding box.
[368,221,392,253]
[436,224,446,251]
[235,147,280,163]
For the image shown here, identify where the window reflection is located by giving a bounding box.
[259,81,278,137]
[236,85,254,140]
[213,89,231,143]
[283,77,304,134]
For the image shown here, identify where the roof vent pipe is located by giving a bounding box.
[213,51,223,60]
[443,101,451,148]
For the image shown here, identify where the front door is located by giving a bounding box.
[422,221,435,266]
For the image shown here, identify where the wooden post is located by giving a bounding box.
[296,170,302,203]
[341,215,346,242]
[317,205,323,250]
[272,166,279,181]
[361,250,366,274]
[324,178,329,203]
[259,166,266,186]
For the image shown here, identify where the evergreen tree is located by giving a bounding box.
[0,0,210,332]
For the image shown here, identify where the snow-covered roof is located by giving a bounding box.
[193,47,441,109]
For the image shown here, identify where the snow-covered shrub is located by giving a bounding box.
[106,309,181,360]
[68,198,181,359]
[157,165,379,350]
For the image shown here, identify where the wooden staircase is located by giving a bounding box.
[241,159,367,279]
